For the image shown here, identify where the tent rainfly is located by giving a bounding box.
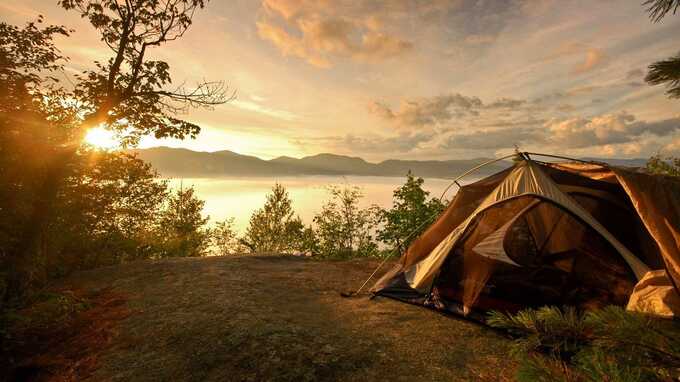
[371,155,680,320]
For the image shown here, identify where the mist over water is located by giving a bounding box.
[167,175,481,233]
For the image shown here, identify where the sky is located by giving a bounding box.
[2,0,680,161]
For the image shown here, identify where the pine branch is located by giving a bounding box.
[646,53,680,98]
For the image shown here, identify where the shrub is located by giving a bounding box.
[487,306,680,381]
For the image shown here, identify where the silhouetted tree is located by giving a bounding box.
[2,0,231,301]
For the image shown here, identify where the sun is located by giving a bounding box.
[84,126,120,150]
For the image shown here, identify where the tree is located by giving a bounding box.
[211,217,245,256]
[241,183,304,254]
[36,150,170,276]
[0,19,80,301]
[376,172,446,251]
[646,153,680,177]
[644,0,680,98]
[2,0,231,300]
[156,186,211,257]
[313,185,377,258]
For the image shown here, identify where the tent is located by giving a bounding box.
[371,154,680,320]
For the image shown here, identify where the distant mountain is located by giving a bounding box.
[129,147,648,179]
[129,147,510,179]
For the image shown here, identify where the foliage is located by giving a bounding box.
[646,154,680,177]
[645,53,680,99]
[241,184,306,254]
[156,186,211,257]
[0,0,228,304]
[643,0,680,22]
[211,217,246,256]
[375,171,445,251]
[58,0,230,143]
[644,0,680,97]
[488,306,680,381]
[313,185,378,258]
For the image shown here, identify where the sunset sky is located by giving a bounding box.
[3,0,680,161]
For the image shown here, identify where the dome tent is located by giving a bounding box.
[370,154,680,320]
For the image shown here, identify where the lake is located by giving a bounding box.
[167,175,481,233]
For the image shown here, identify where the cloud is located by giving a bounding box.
[545,113,680,148]
[341,132,434,153]
[626,68,644,80]
[368,94,483,127]
[231,99,297,121]
[443,127,538,150]
[465,34,496,45]
[486,97,526,109]
[573,47,606,74]
[441,113,680,151]
[541,42,607,75]
[257,0,415,67]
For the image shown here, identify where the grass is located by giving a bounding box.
[2,256,515,381]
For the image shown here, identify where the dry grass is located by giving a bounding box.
[4,256,516,381]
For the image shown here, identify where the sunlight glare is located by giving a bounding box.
[84,126,119,150]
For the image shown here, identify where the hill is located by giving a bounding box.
[129,147,648,179]
[129,147,511,179]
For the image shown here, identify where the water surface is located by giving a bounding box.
[167,175,480,233]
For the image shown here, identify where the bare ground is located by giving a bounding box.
[9,256,516,381]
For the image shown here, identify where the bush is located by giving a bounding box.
[487,306,680,381]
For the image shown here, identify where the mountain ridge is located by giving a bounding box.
[129,146,648,179]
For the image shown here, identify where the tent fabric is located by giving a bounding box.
[627,270,680,318]
[611,169,680,289]
[402,161,649,291]
[372,158,680,319]
[544,162,680,288]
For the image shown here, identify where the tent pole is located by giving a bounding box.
[523,152,609,166]
[438,153,518,201]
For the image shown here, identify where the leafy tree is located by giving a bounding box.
[58,0,232,142]
[313,185,377,258]
[644,0,680,98]
[0,20,86,301]
[646,153,680,177]
[1,0,230,301]
[52,150,169,269]
[211,217,245,256]
[156,186,211,257]
[376,172,446,251]
[241,183,305,254]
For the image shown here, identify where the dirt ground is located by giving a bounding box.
[14,256,517,381]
